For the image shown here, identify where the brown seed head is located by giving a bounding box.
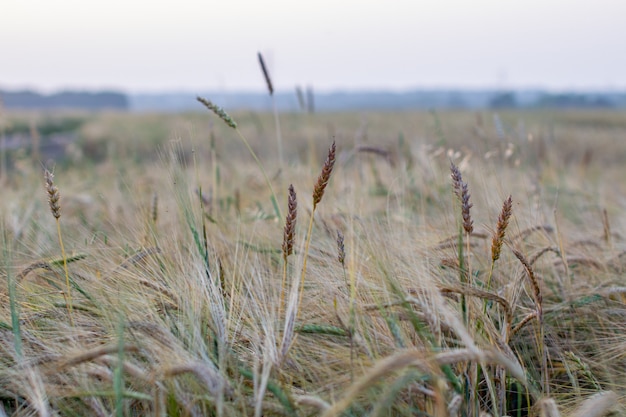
[44,169,61,219]
[491,195,513,262]
[196,96,237,129]
[450,161,473,234]
[513,248,543,313]
[257,52,274,96]
[337,230,345,265]
[282,184,297,260]
[151,192,158,224]
[313,140,336,208]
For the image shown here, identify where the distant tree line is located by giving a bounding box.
[489,91,618,109]
[0,90,128,110]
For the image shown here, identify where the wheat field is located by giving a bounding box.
[0,107,625,416]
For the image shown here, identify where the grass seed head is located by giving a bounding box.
[44,169,61,219]
[491,195,513,262]
[282,184,297,260]
[196,96,237,129]
[257,52,274,96]
[450,161,473,234]
[337,230,345,265]
[313,140,336,208]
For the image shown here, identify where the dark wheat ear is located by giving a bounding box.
[151,192,158,225]
[45,169,61,219]
[512,248,543,312]
[450,161,473,234]
[337,230,345,266]
[282,184,297,261]
[257,52,274,96]
[313,141,336,208]
[491,195,513,262]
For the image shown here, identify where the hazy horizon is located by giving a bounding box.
[4,0,626,93]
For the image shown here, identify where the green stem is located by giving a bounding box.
[235,129,282,220]
[56,219,74,326]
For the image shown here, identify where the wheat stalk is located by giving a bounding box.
[278,141,337,363]
[280,184,297,316]
[450,161,473,235]
[257,52,274,96]
[197,96,282,219]
[491,195,512,263]
[44,169,73,325]
[313,141,336,208]
[257,52,284,169]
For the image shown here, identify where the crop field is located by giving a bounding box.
[1,106,626,416]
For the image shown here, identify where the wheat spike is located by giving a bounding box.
[313,140,336,208]
[450,161,473,234]
[491,195,513,262]
[196,96,237,129]
[336,230,345,265]
[257,52,274,96]
[282,184,297,261]
[44,170,61,219]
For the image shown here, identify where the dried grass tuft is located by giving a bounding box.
[570,391,618,417]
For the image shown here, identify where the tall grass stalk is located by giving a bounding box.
[197,96,282,219]
[4,228,21,359]
[280,184,297,317]
[257,52,284,170]
[44,169,73,325]
[297,141,336,316]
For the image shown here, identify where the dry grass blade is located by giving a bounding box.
[432,232,488,250]
[313,140,336,208]
[511,311,538,337]
[56,345,140,370]
[161,362,232,398]
[294,395,331,412]
[491,195,512,262]
[118,247,162,270]
[512,248,543,313]
[530,246,560,265]
[321,347,527,417]
[319,349,428,417]
[570,391,618,417]
[538,398,561,417]
[511,225,554,242]
[439,285,512,328]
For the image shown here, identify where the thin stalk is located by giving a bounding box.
[235,129,282,220]
[272,96,284,170]
[56,219,74,326]
[4,228,21,358]
[297,212,316,317]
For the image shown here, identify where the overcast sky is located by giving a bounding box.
[2,0,625,93]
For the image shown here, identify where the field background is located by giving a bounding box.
[1,108,625,416]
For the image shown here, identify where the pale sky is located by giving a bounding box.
[2,0,625,93]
